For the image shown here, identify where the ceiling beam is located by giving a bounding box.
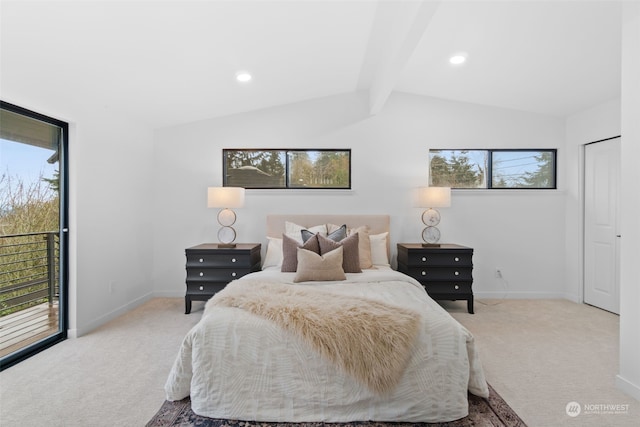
[361,1,440,115]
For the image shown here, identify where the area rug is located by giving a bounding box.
[146,384,527,427]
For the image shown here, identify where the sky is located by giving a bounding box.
[0,138,58,189]
[431,149,545,186]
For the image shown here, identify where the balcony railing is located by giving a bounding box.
[0,232,59,317]
[0,232,60,358]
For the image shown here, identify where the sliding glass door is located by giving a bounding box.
[0,101,68,370]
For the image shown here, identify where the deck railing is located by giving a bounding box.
[0,232,59,317]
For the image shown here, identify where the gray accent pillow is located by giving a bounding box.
[281,233,320,272]
[293,247,346,283]
[301,224,346,243]
[317,232,361,273]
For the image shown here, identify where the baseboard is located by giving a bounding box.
[153,290,185,298]
[616,375,640,401]
[474,291,567,299]
[561,292,582,304]
[68,292,154,338]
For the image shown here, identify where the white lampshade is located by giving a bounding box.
[416,187,451,208]
[207,187,245,208]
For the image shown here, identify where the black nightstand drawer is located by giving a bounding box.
[186,268,252,282]
[186,282,227,295]
[186,253,254,268]
[405,252,472,267]
[424,282,472,294]
[401,266,473,281]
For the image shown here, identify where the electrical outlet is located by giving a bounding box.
[495,268,503,278]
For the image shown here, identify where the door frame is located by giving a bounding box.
[0,100,69,370]
[582,135,621,313]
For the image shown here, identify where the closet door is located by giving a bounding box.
[584,137,620,314]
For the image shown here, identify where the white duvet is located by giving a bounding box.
[164,268,489,423]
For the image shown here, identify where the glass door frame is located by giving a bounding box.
[0,100,69,370]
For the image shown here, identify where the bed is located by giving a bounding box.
[164,214,489,423]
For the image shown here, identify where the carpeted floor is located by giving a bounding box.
[2,298,638,426]
[146,384,526,427]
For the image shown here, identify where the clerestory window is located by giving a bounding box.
[429,149,557,189]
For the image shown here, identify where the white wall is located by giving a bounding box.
[70,109,155,336]
[153,91,567,303]
[565,98,621,303]
[618,1,640,401]
[563,2,640,401]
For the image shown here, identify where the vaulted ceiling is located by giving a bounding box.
[0,1,622,128]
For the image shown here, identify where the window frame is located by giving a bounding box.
[223,148,352,190]
[429,148,557,190]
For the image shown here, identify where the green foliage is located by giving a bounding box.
[520,152,555,188]
[225,150,285,178]
[430,151,483,188]
[1,172,59,316]
[42,169,60,193]
[0,173,59,235]
[431,149,555,189]
[492,151,555,188]
[290,151,349,188]
[224,150,350,188]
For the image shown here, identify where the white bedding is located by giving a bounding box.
[164,268,489,423]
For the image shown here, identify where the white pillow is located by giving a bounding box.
[285,221,326,243]
[370,232,389,266]
[262,237,283,268]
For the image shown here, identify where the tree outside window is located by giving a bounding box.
[223,149,350,189]
[429,149,556,189]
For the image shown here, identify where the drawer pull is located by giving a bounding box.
[231,272,237,277]
[199,272,204,277]
[199,258,203,263]
[454,285,459,290]
[454,257,460,262]
[421,271,426,276]
[454,271,459,276]
[199,286,204,291]
[421,256,427,262]
[231,258,237,263]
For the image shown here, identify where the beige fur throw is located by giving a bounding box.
[206,279,421,394]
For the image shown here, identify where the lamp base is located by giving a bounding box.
[422,243,442,247]
[217,243,237,248]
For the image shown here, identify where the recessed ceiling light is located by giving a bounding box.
[235,71,252,83]
[449,54,467,65]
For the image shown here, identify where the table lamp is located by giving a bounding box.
[207,187,245,247]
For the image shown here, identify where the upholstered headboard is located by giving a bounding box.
[266,214,390,256]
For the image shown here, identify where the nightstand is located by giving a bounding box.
[184,243,261,314]
[397,243,475,314]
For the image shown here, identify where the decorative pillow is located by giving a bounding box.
[317,232,361,273]
[294,247,346,283]
[281,233,320,272]
[285,222,326,243]
[262,236,283,268]
[370,232,390,266]
[328,224,373,269]
[302,223,347,243]
[300,229,315,243]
